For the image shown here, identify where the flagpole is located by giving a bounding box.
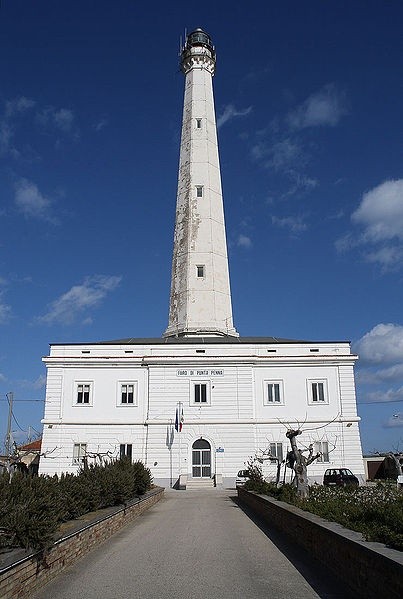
[179,401,182,485]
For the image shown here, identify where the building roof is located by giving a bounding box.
[50,335,350,346]
[18,439,42,452]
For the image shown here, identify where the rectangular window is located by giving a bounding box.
[194,383,208,404]
[73,443,87,465]
[196,265,205,278]
[269,442,283,464]
[121,383,135,404]
[308,380,328,404]
[196,118,202,128]
[314,441,329,462]
[196,186,203,198]
[120,444,133,461]
[264,381,283,404]
[76,383,91,404]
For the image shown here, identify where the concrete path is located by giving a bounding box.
[32,489,351,599]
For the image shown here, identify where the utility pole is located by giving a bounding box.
[5,391,13,471]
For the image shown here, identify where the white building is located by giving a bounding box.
[39,29,364,488]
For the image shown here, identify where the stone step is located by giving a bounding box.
[186,478,215,490]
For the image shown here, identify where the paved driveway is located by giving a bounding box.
[32,489,351,599]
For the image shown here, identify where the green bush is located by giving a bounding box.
[0,459,152,552]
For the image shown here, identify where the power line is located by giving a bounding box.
[0,398,45,402]
[12,411,26,433]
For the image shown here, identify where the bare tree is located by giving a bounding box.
[387,452,403,477]
[255,450,283,486]
[286,429,322,499]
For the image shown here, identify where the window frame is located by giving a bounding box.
[314,441,329,462]
[196,118,202,129]
[73,443,87,465]
[195,185,203,198]
[119,443,133,461]
[75,382,93,406]
[269,442,284,464]
[196,265,205,278]
[118,381,138,406]
[192,381,210,405]
[263,380,284,405]
[307,379,328,405]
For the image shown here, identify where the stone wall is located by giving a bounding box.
[0,487,164,599]
[238,488,403,599]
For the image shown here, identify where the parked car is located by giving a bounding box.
[236,469,250,487]
[323,468,359,488]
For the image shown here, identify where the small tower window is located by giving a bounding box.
[197,265,205,278]
[196,186,203,198]
[196,118,202,129]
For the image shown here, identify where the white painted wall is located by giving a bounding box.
[39,339,365,485]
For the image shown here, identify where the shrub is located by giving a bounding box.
[0,459,152,552]
[0,473,60,551]
[245,480,403,551]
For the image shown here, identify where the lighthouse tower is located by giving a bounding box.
[164,29,238,338]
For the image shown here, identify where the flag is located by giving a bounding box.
[175,405,184,432]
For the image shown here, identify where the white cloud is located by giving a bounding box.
[36,106,79,138]
[267,138,304,172]
[94,118,108,132]
[272,214,308,234]
[5,96,36,118]
[1,96,79,161]
[0,301,11,324]
[237,234,252,249]
[18,374,47,389]
[0,96,36,157]
[0,120,13,154]
[357,363,403,385]
[53,108,75,133]
[0,282,11,324]
[14,178,56,222]
[355,324,403,408]
[366,387,403,403]
[385,413,403,428]
[217,104,252,128]
[366,246,403,268]
[0,373,6,382]
[287,84,347,130]
[352,179,403,243]
[337,179,403,269]
[36,275,122,325]
[353,323,403,365]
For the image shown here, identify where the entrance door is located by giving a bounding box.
[192,439,211,478]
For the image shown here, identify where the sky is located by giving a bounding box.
[0,1,403,456]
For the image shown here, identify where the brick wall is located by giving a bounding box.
[0,488,164,599]
[238,488,403,599]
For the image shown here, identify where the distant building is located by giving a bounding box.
[17,439,41,475]
[363,453,403,480]
[39,29,365,488]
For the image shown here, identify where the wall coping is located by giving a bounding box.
[238,488,403,598]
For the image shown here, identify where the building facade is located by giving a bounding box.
[39,29,365,487]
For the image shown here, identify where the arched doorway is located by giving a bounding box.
[192,439,211,478]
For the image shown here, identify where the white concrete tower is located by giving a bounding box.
[165,29,238,338]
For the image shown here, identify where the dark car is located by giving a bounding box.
[236,469,250,487]
[323,468,359,488]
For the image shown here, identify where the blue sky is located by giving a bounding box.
[1,1,403,455]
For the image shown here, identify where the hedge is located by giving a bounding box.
[0,459,152,552]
